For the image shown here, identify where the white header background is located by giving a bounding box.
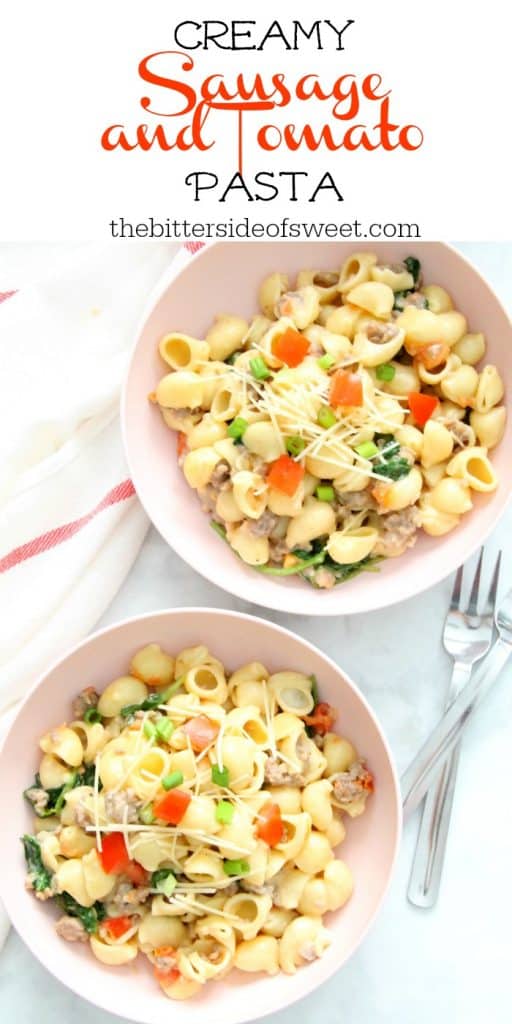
[0,0,508,239]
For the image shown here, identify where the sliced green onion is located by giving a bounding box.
[250,356,271,381]
[83,708,102,724]
[317,405,337,429]
[216,801,235,825]
[152,869,176,896]
[161,771,184,791]
[317,352,335,370]
[315,485,335,502]
[355,441,379,459]
[139,804,155,825]
[223,858,250,877]
[376,363,396,382]
[143,721,156,740]
[155,718,175,743]
[227,417,248,442]
[286,435,306,457]
[211,765,230,787]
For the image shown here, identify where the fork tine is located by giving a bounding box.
[482,549,502,616]
[466,547,484,616]
[449,564,464,611]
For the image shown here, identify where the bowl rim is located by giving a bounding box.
[120,240,512,617]
[0,605,402,1024]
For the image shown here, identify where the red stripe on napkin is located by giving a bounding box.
[0,479,136,575]
[183,242,205,255]
[0,290,18,304]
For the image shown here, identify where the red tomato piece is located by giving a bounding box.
[99,832,131,874]
[329,371,363,408]
[272,328,310,368]
[267,454,305,496]
[182,715,219,752]
[102,915,133,940]
[153,788,192,825]
[304,701,337,736]
[124,861,148,886]
[407,391,439,426]
[257,803,284,847]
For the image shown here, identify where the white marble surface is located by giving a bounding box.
[1,244,511,1023]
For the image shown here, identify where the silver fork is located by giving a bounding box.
[407,547,502,907]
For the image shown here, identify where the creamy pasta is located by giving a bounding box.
[150,254,506,588]
[22,643,373,998]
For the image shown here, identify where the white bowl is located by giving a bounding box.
[122,242,511,614]
[0,608,400,1024]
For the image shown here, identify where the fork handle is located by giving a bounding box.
[407,744,461,907]
[401,639,511,817]
[407,660,472,908]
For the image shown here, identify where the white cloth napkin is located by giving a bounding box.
[0,239,192,948]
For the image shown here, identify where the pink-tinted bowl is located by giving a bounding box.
[0,608,400,1024]
[122,241,511,615]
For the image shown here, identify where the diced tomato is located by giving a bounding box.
[102,915,133,940]
[413,342,450,370]
[99,832,131,874]
[257,803,284,847]
[272,328,310,368]
[183,714,219,752]
[267,454,305,496]
[177,432,188,458]
[304,701,337,736]
[124,861,149,886]
[329,370,363,408]
[154,966,180,986]
[408,391,439,426]
[153,788,192,825]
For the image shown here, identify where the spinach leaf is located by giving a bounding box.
[80,763,96,788]
[120,676,184,718]
[373,458,411,481]
[392,258,427,311]
[24,763,100,818]
[55,892,106,934]
[372,436,411,481]
[300,552,384,589]
[393,291,429,312]
[120,692,163,717]
[327,554,384,584]
[404,256,421,285]
[392,290,409,312]
[256,552,325,576]
[22,835,52,893]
